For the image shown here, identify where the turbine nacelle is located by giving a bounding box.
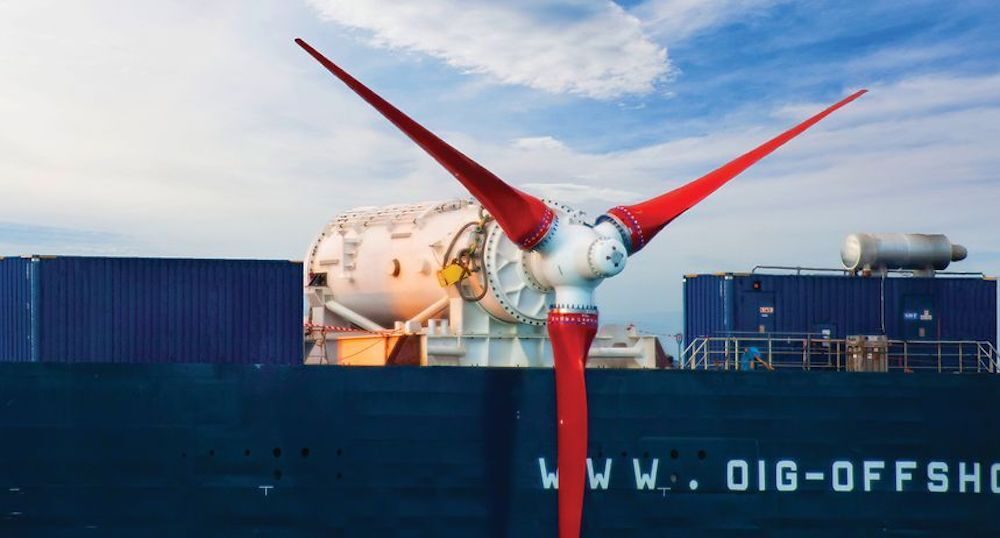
[524,208,629,309]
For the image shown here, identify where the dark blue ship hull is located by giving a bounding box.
[1,364,997,537]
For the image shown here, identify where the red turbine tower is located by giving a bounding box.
[296,38,865,538]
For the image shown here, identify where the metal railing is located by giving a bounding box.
[681,336,1000,374]
[749,265,987,278]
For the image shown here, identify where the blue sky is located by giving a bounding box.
[1,1,998,336]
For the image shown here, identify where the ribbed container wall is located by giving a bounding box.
[681,274,731,338]
[0,257,303,363]
[683,273,997,345]
[0,258,32,362]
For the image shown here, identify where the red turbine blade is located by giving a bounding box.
[606,89,867,253]
[547,309,598,538]
[295,38,555,249]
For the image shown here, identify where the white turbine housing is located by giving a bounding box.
[305,198,560,325]
[304,199,657,368]
[305,199,481,327]
[527,205,628,310]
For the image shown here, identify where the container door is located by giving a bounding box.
[755,292,775,334]
[901,294,935,340]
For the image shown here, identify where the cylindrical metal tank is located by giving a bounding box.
[305,199,556,328]
[841,233,967,272]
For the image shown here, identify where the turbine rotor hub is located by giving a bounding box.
[586,237,627,279]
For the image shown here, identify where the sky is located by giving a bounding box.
[1,0,999,337]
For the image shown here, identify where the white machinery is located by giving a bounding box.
[304,199,664,368]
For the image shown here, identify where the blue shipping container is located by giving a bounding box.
[683,272,997,345]
[0,256,303,363]
[0,257,32,362]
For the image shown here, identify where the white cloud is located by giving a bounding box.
[0,222,134,256]
[511,136,571,152]
[307,0,670,99]
[0,0,435,258]
[632,0,784,42]
[0,2,996,336]
[522,182,642,205]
